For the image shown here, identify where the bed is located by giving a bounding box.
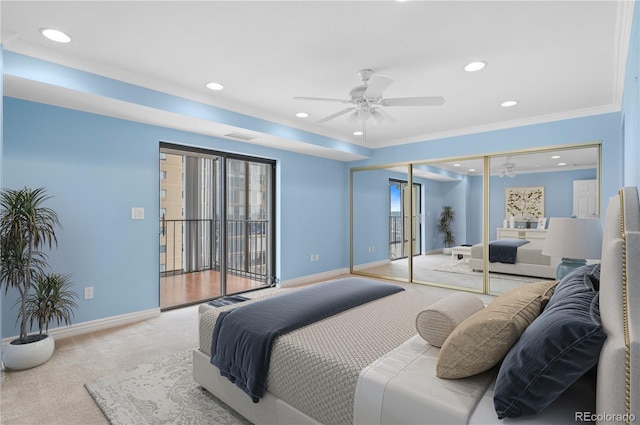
[469,237,559,279]
[193,186,639,425]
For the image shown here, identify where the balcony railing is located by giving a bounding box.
[389,215,419,260]
[389,215,405,260]
[160,218,270,282]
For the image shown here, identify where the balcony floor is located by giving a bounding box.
[160,269,268,309]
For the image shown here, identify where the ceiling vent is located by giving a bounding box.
[224,132,257,141]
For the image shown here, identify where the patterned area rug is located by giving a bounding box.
[85,350,251,425]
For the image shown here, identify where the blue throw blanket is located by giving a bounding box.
[210,278,404,402]
[489,239,530,264]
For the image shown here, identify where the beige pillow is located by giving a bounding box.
[436,280,558,379]
[416,292,485,347]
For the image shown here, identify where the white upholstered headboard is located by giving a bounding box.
[597,187,639,424]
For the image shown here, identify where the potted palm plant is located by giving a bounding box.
[0,187,76,370]
[25,273,78,337]
[437,205,456,254]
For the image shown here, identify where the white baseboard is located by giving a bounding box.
[352,259,390,271]
[280,268,350,288]
[1,308,161,348]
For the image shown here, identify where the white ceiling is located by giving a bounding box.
[0,1,634,163]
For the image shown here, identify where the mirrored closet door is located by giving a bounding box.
[410,158,485,292]
[487,146,599,295]
[351,165,411,282]
[350,144,600,295]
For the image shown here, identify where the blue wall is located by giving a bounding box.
[1,98,348,337]
[487,169,597,241]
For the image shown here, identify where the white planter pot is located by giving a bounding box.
[3,334,55,370]
[442,247,452,255]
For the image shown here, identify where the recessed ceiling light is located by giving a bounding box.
[40,28,71,43]
[468,168,476,172]
[558,162,567,166]
[551,155,561,159]
[205,82,224,91]
[501,100,519,107]
[353,131,364,136]
[296,112,309,118]
[464,61,486,72]
[453,163,461,167]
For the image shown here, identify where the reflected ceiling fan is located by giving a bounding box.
[499,157,517,178]
[294,69,445,128]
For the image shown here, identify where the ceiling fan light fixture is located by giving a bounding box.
[464,61,486,72]
[40,28,71,43]
[357,108,371,121]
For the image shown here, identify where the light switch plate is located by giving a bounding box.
[131,207,145,220]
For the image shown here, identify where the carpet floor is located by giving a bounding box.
[85,350,251,425]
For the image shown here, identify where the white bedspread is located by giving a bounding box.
[354,335,495,425]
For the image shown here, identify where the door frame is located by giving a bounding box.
[159,142,276,307]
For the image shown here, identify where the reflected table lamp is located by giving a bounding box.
[542,217,603,280]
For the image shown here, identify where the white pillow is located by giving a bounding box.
[415,292,485,347]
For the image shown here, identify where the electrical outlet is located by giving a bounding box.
[310,254,315,262]
[315,254,319,262]
[84,287,94,300]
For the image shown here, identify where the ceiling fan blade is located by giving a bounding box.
[294,96,352,104]
[381,96,445,107]
[317,107,356,123]
[346,110,359,124]
[371,108,395,125]
[364,75,393,99]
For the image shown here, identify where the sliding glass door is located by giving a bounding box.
[159,144,275,309]
[225,158,274,295]
[389,179,421,260]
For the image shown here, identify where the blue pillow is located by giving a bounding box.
[546,263,599,310]
[588,263,601,290]
[493,291,606,419]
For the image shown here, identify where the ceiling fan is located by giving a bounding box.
[499,157,517,178]
[294,69,445,126]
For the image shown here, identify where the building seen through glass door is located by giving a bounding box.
[159,144,275,309]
